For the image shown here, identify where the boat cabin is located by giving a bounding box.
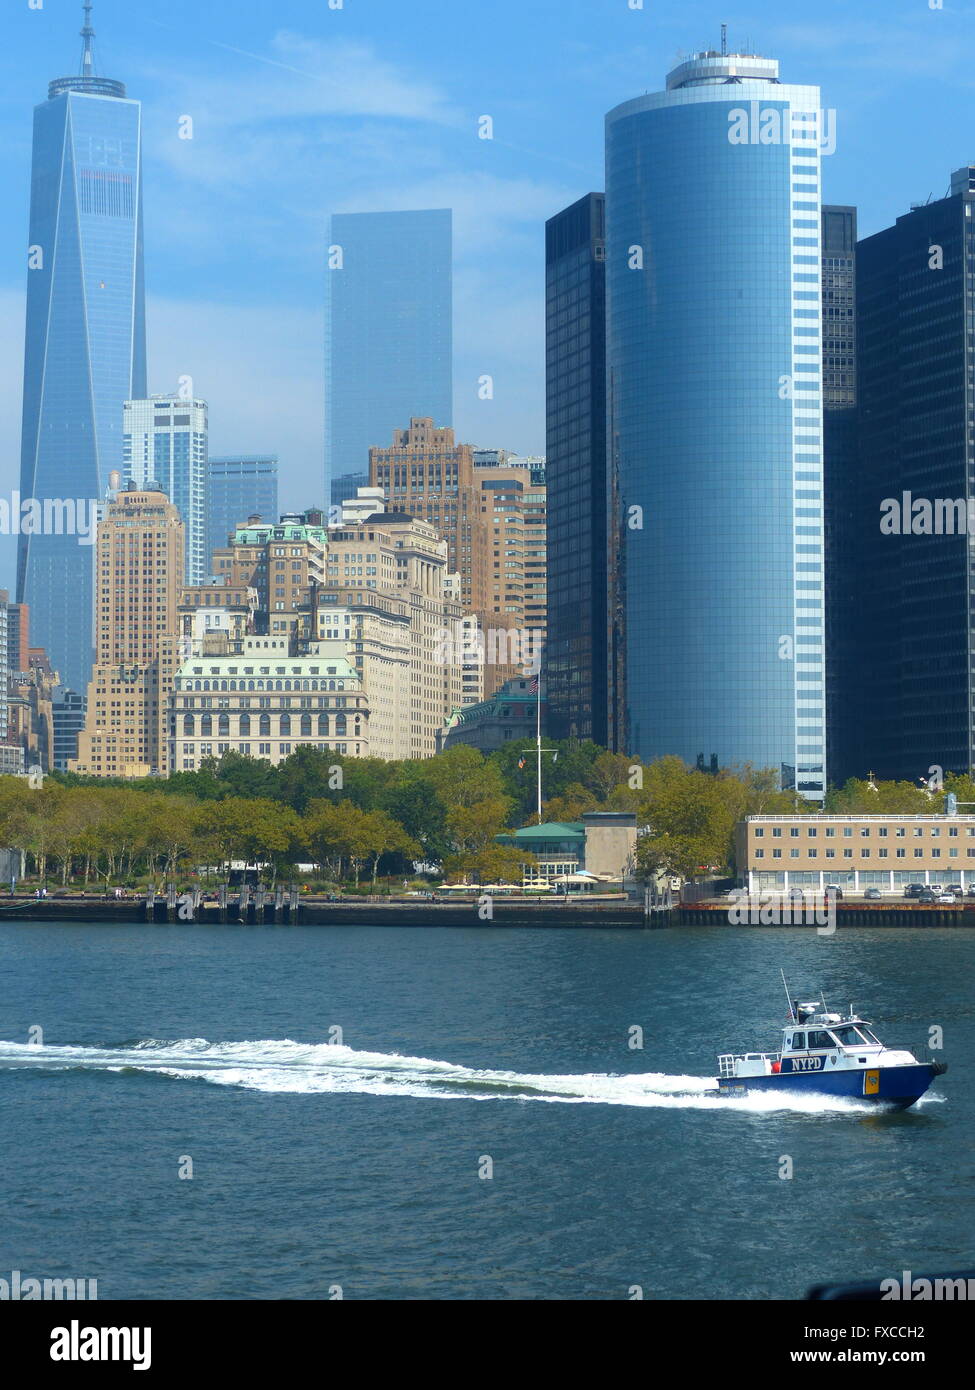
[718,1004,889,1079]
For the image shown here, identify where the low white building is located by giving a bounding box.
[168,635,369,770]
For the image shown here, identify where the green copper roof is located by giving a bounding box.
[501,822,585,841]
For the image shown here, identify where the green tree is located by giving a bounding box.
[381,777,451,865]
[826,778,929,814]
[192,800,255,878]
[541,784,599,822]
[443,843,532,886]
[234,800,303,883]
[424,745,509,810]
[636,756,747,879]
[360,810,420,885]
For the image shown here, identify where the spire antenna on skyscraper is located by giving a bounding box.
[80,2,95,78]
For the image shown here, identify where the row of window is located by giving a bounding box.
[755,848,974,859]
[754,824,971,838]
[178,678,350,692]
[180,713,355,737]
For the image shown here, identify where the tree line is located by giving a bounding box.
[3,741,942,888]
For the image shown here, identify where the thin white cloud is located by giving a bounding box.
[141,29,462,137]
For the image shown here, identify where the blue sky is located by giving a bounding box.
[1,0,974,587]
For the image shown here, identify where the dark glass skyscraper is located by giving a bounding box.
[821,206,859,787]
[544,193,614,748]
[606,50,827,799]
[324,210,452,504]
[17,6,146,694]
[855,169,975,779]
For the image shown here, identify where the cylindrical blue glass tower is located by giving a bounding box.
[606,51,826,799]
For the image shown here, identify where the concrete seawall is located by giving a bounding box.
[0,896,647,928]
[4,897,972,928]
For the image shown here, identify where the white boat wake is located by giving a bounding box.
[0,1037,903,1113]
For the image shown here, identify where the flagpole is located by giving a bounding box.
[536,670,542,823]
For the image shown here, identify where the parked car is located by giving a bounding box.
[936,892,956,904]
[824,884,844,900]
[947,884,964,897]
[904,883,926,899]
[929,884,944,895]
[918,889,936,903]
[966,885,975,899]
[864,887,882,900]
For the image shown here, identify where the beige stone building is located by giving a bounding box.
[6,649,57,774]
[71,486,183,778]
[736,813,975,894]
[178,580,257,647]
[298,493,464,759]
[168,635,368,770]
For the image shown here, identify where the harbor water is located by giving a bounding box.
[0,922,969,1299]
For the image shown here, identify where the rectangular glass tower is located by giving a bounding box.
[206,456,279,567]
[124,395,208,585]
[544,193,614,748]
[855,170,975,780]
[324,210,452,503]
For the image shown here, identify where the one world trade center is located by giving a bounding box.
[17,3,146,695]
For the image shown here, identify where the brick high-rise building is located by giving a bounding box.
[474,456,547,662]
[70,484,183,777]
[210,511,327,640]
[370,419,489,613]
[370,419,541,697]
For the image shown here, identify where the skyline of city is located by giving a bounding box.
[0,0,972,597]
[4,3,975,1331]
[6,3,975,789]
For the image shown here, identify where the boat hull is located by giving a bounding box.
[716,1062,940,1109]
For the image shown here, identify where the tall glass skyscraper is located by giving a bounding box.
[17,6,146,695]
[324,210,452,503]
[544,193,616,749]
[821,205,858,788]
[605,49,827,799]
[124,395,208,585]
[854,169,975,781]
[206,456,279,569]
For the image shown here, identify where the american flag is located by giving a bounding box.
[528,674,539,694]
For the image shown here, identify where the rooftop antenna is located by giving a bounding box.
[721,23,728,56]
[80,1,95,78]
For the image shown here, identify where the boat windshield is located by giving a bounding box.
[830,1024,878,1047]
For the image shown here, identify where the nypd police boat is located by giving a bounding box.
[716,986,946,1109]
